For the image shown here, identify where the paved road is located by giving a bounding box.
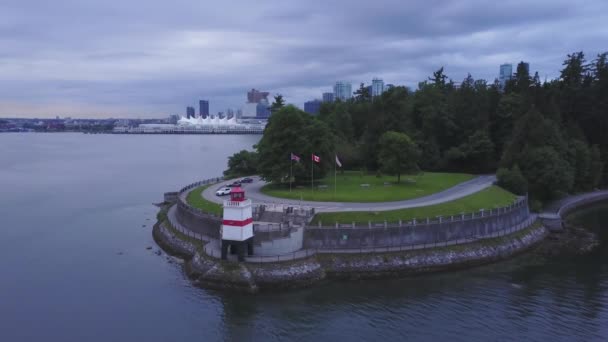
[202,175,497,213]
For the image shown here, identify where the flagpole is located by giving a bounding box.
[290,157,293,193]
[334,153,337,199]
[311,153,314,196]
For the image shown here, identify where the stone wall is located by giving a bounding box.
[303,197,530,250]
[175,179,223,239]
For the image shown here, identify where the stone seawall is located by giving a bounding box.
[153,216,547,293]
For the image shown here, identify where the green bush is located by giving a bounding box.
[497,165,528,195]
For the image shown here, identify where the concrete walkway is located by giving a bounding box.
[201,175,497,212]
[539,189,608,219]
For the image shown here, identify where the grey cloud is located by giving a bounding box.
[0,0,607,117]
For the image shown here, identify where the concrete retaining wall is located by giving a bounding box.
[304,197,530,250]
[175,179,224,239]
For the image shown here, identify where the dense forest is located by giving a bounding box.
[225,51,608,206]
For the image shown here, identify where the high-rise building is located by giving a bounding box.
[304,99,322,115]
[322,92,335,102]
[333,81,352,101]
[372,78,385,97]
[499,64,513,89]
[247,88,270,103]
[199,100,209,118]
[186,106,195,119]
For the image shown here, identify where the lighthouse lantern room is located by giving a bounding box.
[220,187,254,261]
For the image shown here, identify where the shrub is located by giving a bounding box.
[497,165,528,195]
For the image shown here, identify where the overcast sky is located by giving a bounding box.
[1,0,606,118]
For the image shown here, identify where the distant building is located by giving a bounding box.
[333,81,352,101]
[256,100,271,119]
[304,99,322,115]
[186,106,195,119]
[499,64,513,89]
[372,78,384,97]
[242,103,258,118]
[322,92,335,103]
[385,83,395,90]
[247,88,270,103]
[366,85,373,96]
[168,114,179,124]
[199,100,209,118]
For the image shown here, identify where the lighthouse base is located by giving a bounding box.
[221,237,254,261]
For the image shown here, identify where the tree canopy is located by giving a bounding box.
[225,50,608,203]
[377,131,420,183]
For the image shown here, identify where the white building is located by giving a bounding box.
[333,81,352,101]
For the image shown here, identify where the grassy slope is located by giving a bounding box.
[312,186,517,224]
[186,185,223,215]
[261,171,474,202]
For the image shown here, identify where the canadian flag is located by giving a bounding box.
[312,154,320,163]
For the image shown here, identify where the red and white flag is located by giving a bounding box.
[290,153,300,162]
[312,154,320,163]
[335,155,342,167]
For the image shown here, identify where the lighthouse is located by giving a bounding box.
[220,187,254,261]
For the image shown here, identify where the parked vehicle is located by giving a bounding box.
[240,177,254,183]
[215,187,232,196]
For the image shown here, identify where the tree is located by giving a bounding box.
[255,105,334,184]
[353,83,371,102]
[377,131,420,183]
[520,146,574,201]
[223,150,259,178]
[270,94,285,114]
[497,165,528,195]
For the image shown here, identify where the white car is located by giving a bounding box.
[215,187,232,196]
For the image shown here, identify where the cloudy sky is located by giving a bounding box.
[1,0,606,118]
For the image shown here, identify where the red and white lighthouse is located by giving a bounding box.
[220,187,254,261]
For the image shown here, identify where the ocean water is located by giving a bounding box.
[1,133,607,342]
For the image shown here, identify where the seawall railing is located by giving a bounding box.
[311,196,528,229]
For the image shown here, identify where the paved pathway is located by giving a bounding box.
[539,189,608,219]
[202,175,497,212]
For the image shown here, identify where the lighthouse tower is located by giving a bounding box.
[220,187,254,261]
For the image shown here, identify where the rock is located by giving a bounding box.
[155,250,162,256]
[142,224,147,227]
[146,246,152,250]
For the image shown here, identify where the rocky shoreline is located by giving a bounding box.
[153,217,549,293]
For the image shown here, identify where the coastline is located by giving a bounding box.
[153,214,547,293]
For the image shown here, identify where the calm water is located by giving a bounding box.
[1,133,607,342]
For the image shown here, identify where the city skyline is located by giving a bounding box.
[1,0,607,118]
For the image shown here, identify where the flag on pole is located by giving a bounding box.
[312,154,320,163]
[290,153,301,162]
[335,155,342,167]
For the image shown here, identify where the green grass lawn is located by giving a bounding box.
[186,185,223,215]
[311,186,517,224]
[261,171,474,202]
